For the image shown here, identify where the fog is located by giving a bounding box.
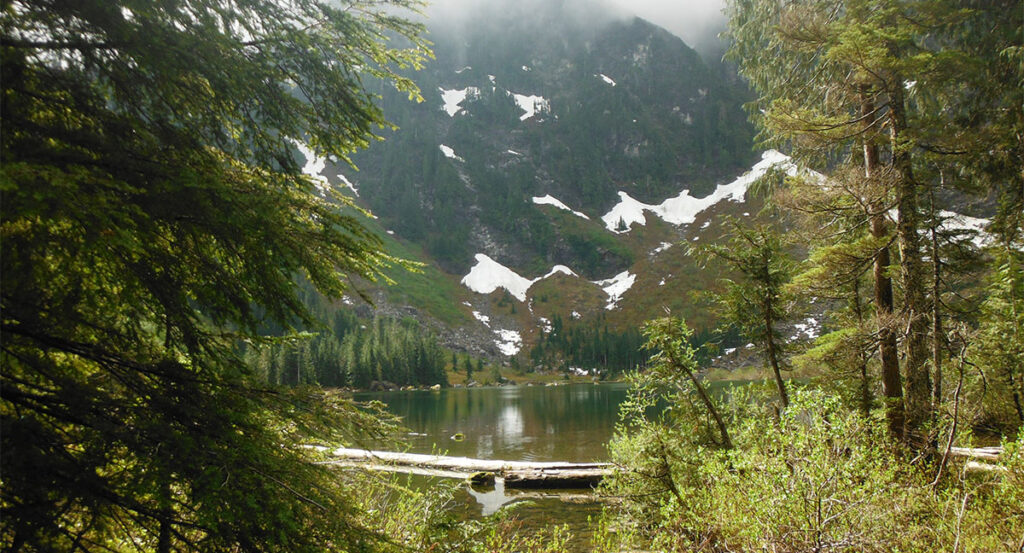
[423,0,728,53]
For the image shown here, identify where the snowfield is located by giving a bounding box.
[439,87,479,117]
[592,271,636,310]
[652,242,673,255]
[494,329,523,356]
[939,210,992,248]
[461,254,576,302]
[601,150,796,233]
[472,311,491,327]
[532,194,590,219]
[511,93,550,121]
[293,140,330,193]
[439,144,464,162]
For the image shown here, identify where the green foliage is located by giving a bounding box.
[725,0,1022,438]
[970,245,1024,431]
[528,314,649,376]
[694,220,794,405]
[248,314,449,389]
[603,387,1024,552]
[1,0,432,550]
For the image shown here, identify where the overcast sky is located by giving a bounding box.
[423,0,729,52]
[606,0,728,46]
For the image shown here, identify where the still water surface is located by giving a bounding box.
[353,383,631,550]
[354,382,629,462]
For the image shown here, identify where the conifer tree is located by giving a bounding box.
[724,0,1017,440]
[1,0,429,550]
[695,221,794,408]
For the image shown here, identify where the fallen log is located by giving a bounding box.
[503,468,607,489]
[964,461,1009,474]
[949,446,1003,462]
[330,448,613,488]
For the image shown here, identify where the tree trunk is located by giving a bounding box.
[889,82,932,442]
[929,187,944,409]
[157,479,172,553]
[765,327,789,409]
[862,91,904,439]
[851,278,873,417]
[673,352,733,449]
[1006,240,1024,423]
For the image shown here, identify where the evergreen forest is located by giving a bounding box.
[2,0,1022,552]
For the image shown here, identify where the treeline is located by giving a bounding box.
[600,1,1023,550]
[528,315,650,376]
[244,311,449,389]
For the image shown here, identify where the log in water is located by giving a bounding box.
[330,448,612,488]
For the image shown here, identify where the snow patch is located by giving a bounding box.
[791,317,821,340]
[439,87,479,117]
[542,265,578,279]
[510,93,550,121]
[601,150,796,233]
[571,311,582,320]
[538,317,552,334]
[592,271,636,310]
[472,311,491,328]
[652,242,673,255]
[461,254,577,302]
[532,194,590,220]
[439,144,464,162]
[337,173,358,196]
[597,73,616,86]
[454,66,472,74]
[507,149,523,156]
[293,141,330,193]
[461,254,536,301]
[494,329,522,356]
[601,192,650,233]
[939,210,992,248]
[521,65,531,71]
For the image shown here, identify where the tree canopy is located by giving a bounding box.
[1,0,430,550]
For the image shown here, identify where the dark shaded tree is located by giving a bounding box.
[1,0,429,550]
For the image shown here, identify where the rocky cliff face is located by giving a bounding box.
[302,4,773,361]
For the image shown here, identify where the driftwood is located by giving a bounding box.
[949,446,1003,462]
[330,448,612,488]
[503,468,608,489]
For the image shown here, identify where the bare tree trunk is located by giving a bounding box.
[765,323,789,409]
[851,278,873,417]
[889,83,932,443]
[862,90,904,439]
[158,479,172,553]
[932,335,966,489]
[672,351,733,449]
[929,187,944,409]
[1006,240,1024,423]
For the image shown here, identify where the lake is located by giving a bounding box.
[354,381,629,463]
[353,382,631,549]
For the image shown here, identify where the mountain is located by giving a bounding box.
[301,4,774,367]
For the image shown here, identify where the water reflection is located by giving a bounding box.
[354,382,631,462]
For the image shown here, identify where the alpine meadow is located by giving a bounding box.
[2,1,1022,552]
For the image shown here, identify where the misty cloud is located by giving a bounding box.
[423,0,728,52]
